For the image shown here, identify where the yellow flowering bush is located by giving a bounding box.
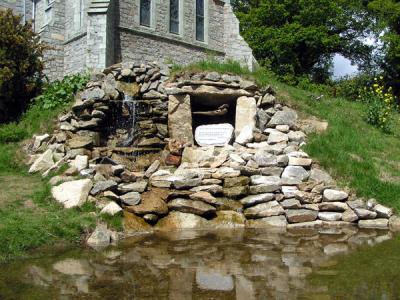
[359,77,397,133]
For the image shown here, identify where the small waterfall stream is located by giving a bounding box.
[119,94,138,147]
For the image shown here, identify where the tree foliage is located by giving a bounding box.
[0,9,45,123]
[232,0,374,83]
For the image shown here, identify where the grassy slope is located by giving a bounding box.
[174,59,400,210]
[0,97,99,262]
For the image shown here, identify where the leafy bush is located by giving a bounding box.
[333,74,374,100]
[0,9,45,123]
[0,124,27,143]
[34,73,89,109]
[360,77,397,133]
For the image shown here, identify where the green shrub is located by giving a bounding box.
[0,123,27,143]
[333,74,374,100]
[0,9,45,123]
[360,77,397,133]
[34,73,89,110]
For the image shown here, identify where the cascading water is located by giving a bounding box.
[119,94,138,147]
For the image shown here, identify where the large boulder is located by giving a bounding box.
[206,211,246,229]
[156,211,206,230]
[268,108,298,128]
[286,209,318,223]
[51,179,93,208]
[244,201,284,219]
[125,188,169,215]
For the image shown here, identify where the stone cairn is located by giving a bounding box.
[26,62,400,245]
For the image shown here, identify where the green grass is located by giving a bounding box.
[175,59,400,210]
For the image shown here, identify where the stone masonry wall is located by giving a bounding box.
[116,0,225,66]
[64,34,87,75]
[223,3,257,71]
[0,0,32,21]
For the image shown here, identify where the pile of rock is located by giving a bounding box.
[26,67,400,238]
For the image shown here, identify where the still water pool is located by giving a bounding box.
[1,227,399,299]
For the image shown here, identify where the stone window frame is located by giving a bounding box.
[139,0,153,28]
[168,0,183,35]
[195,0,208,44]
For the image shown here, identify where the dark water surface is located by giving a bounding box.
[1,227,400,300]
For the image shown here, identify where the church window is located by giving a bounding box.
[170,0,179,34]
[196,0,204,41]
[140,0,151,27]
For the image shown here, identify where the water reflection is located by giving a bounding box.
[0,227,397,299]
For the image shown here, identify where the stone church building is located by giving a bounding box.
[1,0,256,80]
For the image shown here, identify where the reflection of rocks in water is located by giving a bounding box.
[5,229,394,299]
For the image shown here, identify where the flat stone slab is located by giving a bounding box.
[195,124,234,147]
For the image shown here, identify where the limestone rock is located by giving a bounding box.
[288,157,312,167]
[249,183,280,194]
[250,175,281,186]
[168,94,193,145]
[182,147,214,164]
[67,136,95,149]
[51,179,93,208]
[244,201,284,219]
[318,212,342,221]
[156,211,206,230]
[212,167,240,179]
[168,198,216,216]
[100,202,122,216]
[29,149,54,173]
[374,204,393,218]
[323,189,349,202]
[354,208,377,220]
[268,108,298,128]
[224,176,250,188]
[309,168,334,184]
[118,181,148,193]
[253,149,278,167]
[286,209,318,223]
[319,202,348,212]
[196,271,234,292]
[120,192,141,206]
[342,209,359,222]
[267,130,288,144]
[240,193,275,208]
[281,166,309,184]
[190,191,218,205]
[144,160,160,178]
[90,180,118,195]
[358,219,389,229]
[389,216,400,232]
[281,198,301,209]
[191,184,223,195]
[235,96,257,136]
[235,125,254,145]
[223,186,249,199]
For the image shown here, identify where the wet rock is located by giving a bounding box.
[156,211,206,230]
[67,136,94,149]
[286,209,318,223]
[29,149,54,173]
[239,193,274,208]
[281,166,309,184]
[90,180,118,195]
[216,198,243,212]
[87,224,111,248]
[123,211,152,232]
[374,204,393,218]
[126,188,168,215]
[168,198,216,216]
[207,211,246,229]
[323,189,348,202]
[244,201,284,219]
[268,108,298,128]
[196,271,234,291]
[359,219,389,229]
[318,212,342,221]
[53,259,92,276]
[246,215,287,230]
[120,192,141,206]
[223,186,249,199]
[51,179,93,208]
[100,202,122,216]
[354,208,377,220]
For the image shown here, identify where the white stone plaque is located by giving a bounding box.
[195,123,234,147]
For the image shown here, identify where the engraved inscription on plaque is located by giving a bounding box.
[195,123,234,146]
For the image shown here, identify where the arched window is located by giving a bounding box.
[170,0,179,34]
[140,0,151,27]
[196,0,204,41]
